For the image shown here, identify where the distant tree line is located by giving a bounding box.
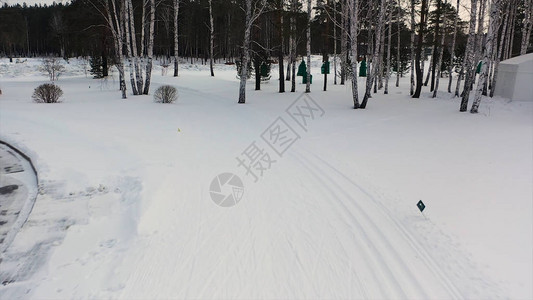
[0,0,531,111]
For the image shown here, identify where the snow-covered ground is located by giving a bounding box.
[0,57,531,299]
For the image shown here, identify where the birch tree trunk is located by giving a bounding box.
[413,0,428,98]
[377,24,385,91]
[424,47,433,86]
[350,0,359,108]
[143,0,154,94]
[124,0,138,95]
[396,0,401,88]
[491,1,510,97]
[410,0,415,95]
[471,0,501,112]
[474,0,487,75]
[521,0,532,55]
[507,2,517,58]
[433,0,448,98]
[361,0,385,107]
[100,0,127,98]
[460,0,479,111]
[290,0,297,92]
[306,0,312,93]
[238,0,253,103]
[385,5,392,94]
[127,0,143,93]
[340,0,348,85]
[209,0,215,77]
[173,0,180,77]
[448,0,460,93]
[430,0,442,91]
[278,0,285,93]
[333,0,338,85]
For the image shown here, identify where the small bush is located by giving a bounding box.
[32,83,63,103]
[154,85,178,103]
[40,58,65,81]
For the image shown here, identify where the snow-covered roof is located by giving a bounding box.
[500,52,533,65]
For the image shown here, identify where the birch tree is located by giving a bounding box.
[459,0,478,111]
[491,0,511,97]
[238,0,267,103]
[432,0,448,98]
[521,0,532,55]
[413,0,429,98]
[349,0,360,108]
[396,0,401,88]
[290,0,297,92]
[448,0,459,93]
[143,0,155,94]
[361,0,386,107]
[306,0,312,93]
[173,0,180,77]
[278,0,285,92]
[209,0,215,77]
[91,0,127,98]
[410,0,415,95]
[471,0,501,113]
[384,2,392,95]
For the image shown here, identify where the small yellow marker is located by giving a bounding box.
[178,128,181,133]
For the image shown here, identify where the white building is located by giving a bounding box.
[494,53,533,101]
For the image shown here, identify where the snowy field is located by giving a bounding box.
[0,57,531,299]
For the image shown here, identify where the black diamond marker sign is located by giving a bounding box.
[417,200,426,212]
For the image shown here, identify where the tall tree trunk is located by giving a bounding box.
[459,0,479,111]
[424,47,433,86]
[306,0,312,93]
[127,0,143,93]
[396,0,401,88]
[209,0,215,76]
[410,0,415,95]
[173,0,180,77]
[104,0,127,98]
[472,0,501,112]
[448,0,460,93]
[377,24,385,90]
[362,5,375,104]
[507,2,517,58]
[291,0,297,92]
[433,0,448,98]
[334,0,338,85]
[413,0,428,98]
[492,0,511,97]
[521,0,532,55]
[143,0,155,95]
[350,0,359,108]
[385,5,392,94]
[431,0,441,92]
[473,0,487,80]
[279,0,285,92]
[124,0,138,95]
[238,0,252,103]
[340,0,348,85]
[361,0,385,107]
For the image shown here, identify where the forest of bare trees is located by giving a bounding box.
[0,0,531,111]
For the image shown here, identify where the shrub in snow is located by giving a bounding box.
[40,58,65,81]
[32,83,63,103]
[154,85,178,103]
